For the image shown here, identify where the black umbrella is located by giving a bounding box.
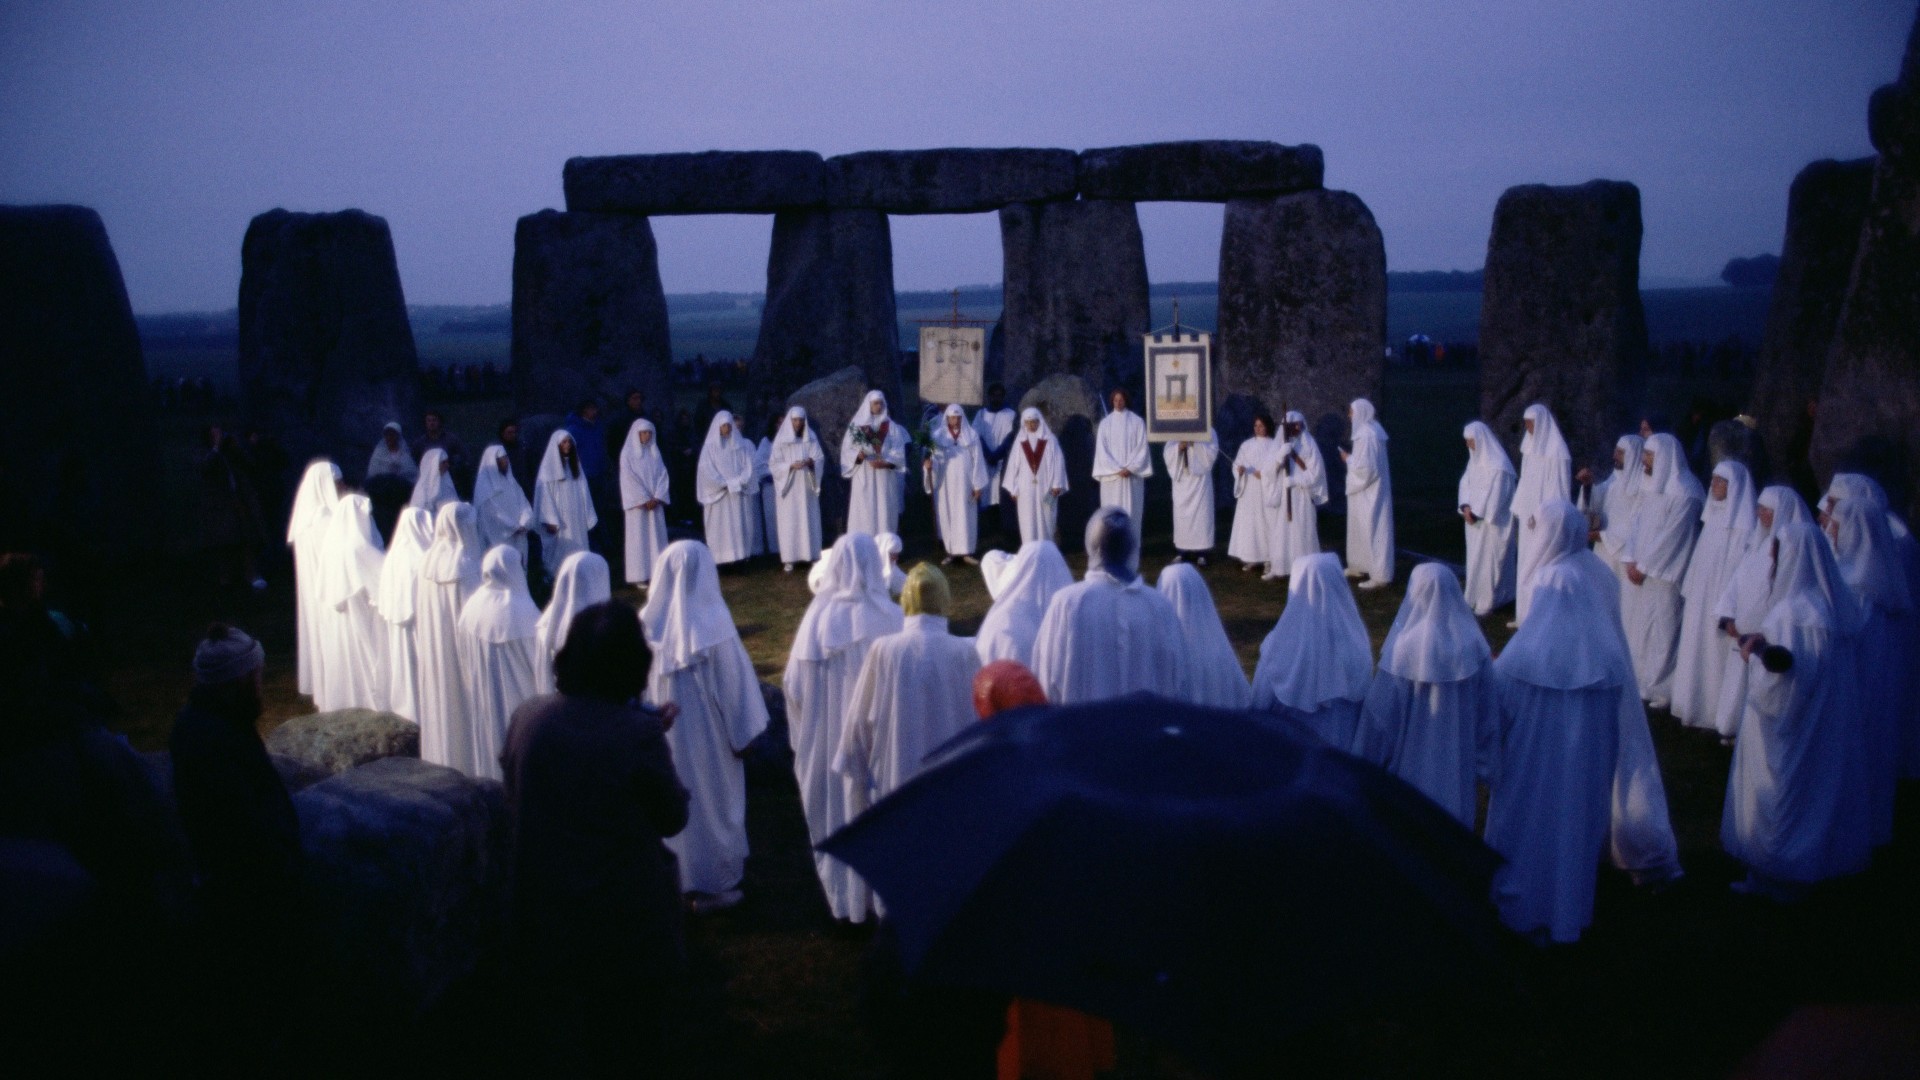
[820,693,1510,1071]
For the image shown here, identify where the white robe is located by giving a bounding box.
[1266,428,1327,578]
[473,446,533,568]
[1227,435,1275,566]
[288,461,341,698]
[1459,421,1516,615]
[1672,463,1757,727]
[698,413,758,566]
[1343,400,1394,582]
[1511,405,1573,623]
[1002,413,1067,544]
[376,507,434,723]
[1709,487,1813,738]
[974,540,1074,667]
[758,438,780,558]
[314,494,387,714]
[617,422,671,584]
[1587,435,1645,577]
[971,406,1016,508]
[746,437,769,557]
[454,548,540,783]
[1030,570,1188,705]
[1620,435,1701,702]
[1092,409,1151,551]
[1249,554,1373,751]
[1156,563,1250,709]
[842,399,908,538]
[1164,432,1219,553]
[924,418,988,556]
[770,422,826,564]
[533,430,597,567]
[416,505,483,774]
[532,551,611,696]
[836,614,982,821]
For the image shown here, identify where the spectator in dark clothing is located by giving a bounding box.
[498,418,532,493]
[195,426,267,591]
[692,382,732,442]
[605,388,651,466]
[562,400,609,482]
[502,600,690,1073]
[563,400,617,557]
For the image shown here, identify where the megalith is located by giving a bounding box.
[1745,158,1873,487]
[563,150,827,214]
[510,210,674,430]
[752,208,900,414]
[1017,373,1103,545]
[238,209,420,477]
[998,199,1150,393]
[1476,180,1649,470]
[0,205,156,557]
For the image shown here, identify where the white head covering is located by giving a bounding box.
[859,390,892,428]
[1768,521,1863,633]
[288,459,342,543]
[640,540,742,674]
[1520,403,1571,463]
[1349,398,1387,443]
[1827,472,1912,540]
[1495,557,1634,691]
[473,444,526,510]
[1281,410,1330,501]
[536,551,612,655]
[410,448,455,511]
[1532,498,1593,571]
[1720,486,1814,629]
[934,403,977,449]
[421,501,484,586]
[1827,495,1914,614]
[1377,563,1490,684]
[1610,434,1646,492]
[980,549,1016,599]
[458,546,541,643]
[618,420,670,506]
[1253,552,1373,710]
[1017,406,1054,446]
[317,492,385,608]
[1701,460,1758,540]
[376,506,435,624]
[875,532,907,596]
[1155,563,1242,674]
[699,410,755,482]
[1459,421,1514,508]
[976,540,1073,656]
[791,533,903,661]
[536,428,584,484]
[1639,433,1703,501]
[772,406,815,448]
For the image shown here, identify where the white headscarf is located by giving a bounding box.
[976,540,1073,656]
[1377,563,1490,684]
[619,420,670,507]
[1827,472,1912,540]
[1719,486,1814,630]
[318,492,385,608]
[1596,434,1646,549]
[791,533,903,661]
[536,551,612,656]
[1639,433,1703,501]
[1699,460,1758,543]
[772,406,817,449]
[875,532,906,596]
[858,389,892,429]
[535,428,585,484]
[1252,552,1373,710]
[1495,554,1635,691]
[1769,521,1863,633]
[288,459,342,543]
[474,443,532,525]
[1155,563,1245,683]
[368,422,414,477]
[376,506,435,624]
[421,501,483,587]
[1459,421,1514,511]
[933,403,977,450]
[410,448,455,512]
[1016,406,1055,450]
[1281,410,1330,504]
[458,546,541,643]
[980,549,1016,599]
[1520,403,1570,464]
[1350,398,1387,444]
[1827,496,1914,614]
[640,540,742,674]
[699,410,755,487]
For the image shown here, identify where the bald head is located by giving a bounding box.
[1086,507,1137,581]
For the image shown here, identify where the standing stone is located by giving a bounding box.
[0,205,156,557]
[510,210,674,430]
[786,365,871,537]
[998,200,1149,394]
[1746,158,1873,487]
[1476,181,1649,471]
[238,209,420,477]
[752,208,900,412]
[1017,374,1103,545]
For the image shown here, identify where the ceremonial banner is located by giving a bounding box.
[1144,330,1211,442]
[918,325,985,406]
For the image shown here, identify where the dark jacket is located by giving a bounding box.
[169,685,300,909]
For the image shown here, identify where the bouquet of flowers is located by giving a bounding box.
[848,422,885,453]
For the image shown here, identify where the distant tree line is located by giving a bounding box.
[1719,254,1780,289]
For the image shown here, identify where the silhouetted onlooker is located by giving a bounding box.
[195,426,267,590]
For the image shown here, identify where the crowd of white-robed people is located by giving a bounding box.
[285,391,1915,942]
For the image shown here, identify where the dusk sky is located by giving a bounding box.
[1,1,1909,313]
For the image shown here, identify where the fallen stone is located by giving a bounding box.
[563,150,827,214]
[1018,374,1103,545]
[1076,141,1324,201]
[824,148,1077,213]
[998,200,1150,392]
[265,709,419,777]
[786,365,871,536]
[752,208,901,412]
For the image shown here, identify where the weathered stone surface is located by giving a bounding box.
[998,200,1150,393]
[1018,374,1103,544]
[1476,180,1649,471]
[271,752,332,793]
[824,148,1077,213]
[295,757,508,1018]
[265,709,419,777]
[785,365,870,535]
[1077,141,1324,201]
[0,206,157,557]
[1216,190,1387,457]
[1746,158,1874,485]
[753,208,901,410]
[563,151,826,214]
[238,209,420,477]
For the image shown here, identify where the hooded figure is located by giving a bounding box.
[1341,399,1395,587]
[534,429,597,566]
[923,404,989,559]
[455,546,542,782]
[618,420,671,585]
[1164,427,1220,558]
[1588,434,1646,577]
[1264,411,1329,581]
[1825,495,1914,846]
[784,534,903,922]
[1092,390,1152,558]
[533,552,612,697]
[314,492,387,713]
[1002,407,1067,543]
[876,532,907,597]
[842,390,908,537]
[974,540,1074,667]
[410,448,456,515]
[1821,471,1920,776]
[979,548,1016,599]
[748,422,772,558]
[769,407,826,568]
[1155,563,1251,709]
[1355,563,1496,826]
[367,421,417,483]
[1458,421,1517,615]
[1030,509,1187,705]
[1512,403,1573,624]
[1672,461,1759,728]
[474,444,534,566]
[1228,415,1277,570]
[1619,432,1703,707]
[418,502,484,773]
[696,411,758,566]
[1249,552,1373,750]
[1708,486,1813,739]
[288,460,342,697]
[641,540,770,899]
[377,506,435,722]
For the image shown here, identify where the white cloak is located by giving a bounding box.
[1343,399,1394,582]
[1459,421,1516,615]
[1156,563,1250,709]
[454,547,541,783]
[974,540,1074,667]
[416,503,483,774]
[1267,420,1328,578]
[288,460,341,697]
[377,507,434,723]
[1511,404,1573,623]
[1672,462,1757,727]
[1619,434,1701,702]
[617,420,671,584]
[314,493,387,714]
[533,429,597,567]
[473,445,533,568]
[842,392,908,538]
[1227,435,1275,565]
[1092,408,1152,551]
[769,413,826,564]
[1002,409,1067,544]
[836,614,982,821]
[1030,569,1188,705]
[924,410,989,556]
[1164,431,1219,553]
[697,412,758,565]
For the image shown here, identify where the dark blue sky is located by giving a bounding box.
[1,1,1908,312]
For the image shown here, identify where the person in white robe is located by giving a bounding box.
[1030,509,1188,705]
[410,448,456,516]
[1340,399,1395,588]
[376,506,434,722]
[757,420,781,560]
[1584,435,1645,578]
[747,422,771,558]
[1002,408,1067,544]
[1249,552,1373,750]
[314,492,387,713]
[1164,428,1219,561]
[785,534,903,922]
[974,540,1074,667]
[1671,461,1759,728]
[1354,563,1496,827]
[1264,411,1328,581]
[1227,414,1277,572]
[696,411,757,567]
[1092,389,1152,559]
[1512,403,1573,625]
[366,422,417,483]
[876,532,907,597]
[980,549,1015,599]
[641,540,770,901]
[1708,486,1813,740]
[1155,563,1251,709]
[533,429,596,568]
[1619,433,1702,708]
[769,407,826,571]
[971,387,1017,512]
[1821,472,1920,776]
[837,563,981,832]
[454,546,541,782]
[1824,495,1914,847]
[842,390,908,537]
[473,444,533,567]
[417,502,484,773]
[1458,421,1517,616]
[532,551,611,696]
[617,420,670,586]
[288,460,342,697]
[924,404,989,562]
[1722,521,1873,895]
